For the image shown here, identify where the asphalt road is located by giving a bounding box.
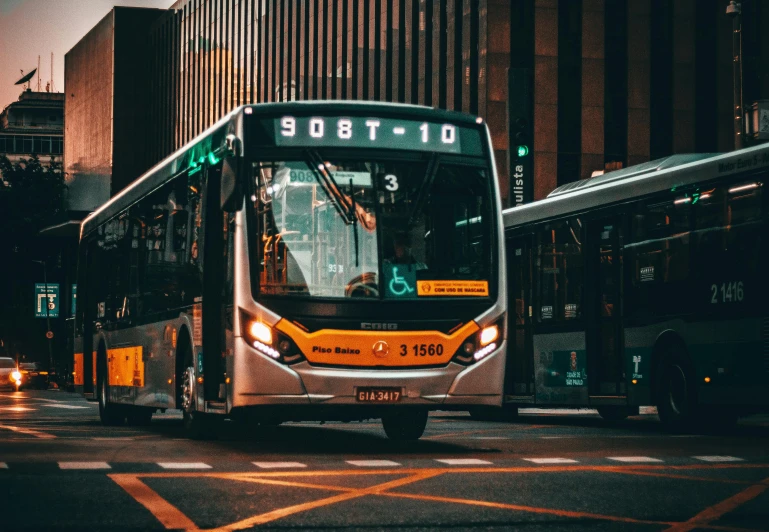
[1,390,768,531]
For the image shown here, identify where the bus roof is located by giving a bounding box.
[81,101,484,238]
[503,142,769,228]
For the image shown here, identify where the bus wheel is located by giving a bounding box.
[97,360,125,426]
[126,406,153,426]
[382,410,428,441]
[597,406,629,422]
[181,365,217,440]
[656,350,697,432]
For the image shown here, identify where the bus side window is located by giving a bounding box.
[627,198,691,317]
[536,218,583,323]
[135,171,202,316]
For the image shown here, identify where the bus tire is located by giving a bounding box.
[126,406,153,426]
[382,410,428,441]
[597,406,630,422]
[97,352,125,426]
[656,346,697,432]
[180,348,217,440]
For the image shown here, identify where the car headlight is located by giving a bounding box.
[11,370,22,381]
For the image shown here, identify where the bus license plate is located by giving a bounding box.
[356,387,402,403]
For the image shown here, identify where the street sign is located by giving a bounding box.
[71,284,77,318]
[46,331,54,339]
[34,283,60,318]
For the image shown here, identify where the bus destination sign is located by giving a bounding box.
[260,115,483,155]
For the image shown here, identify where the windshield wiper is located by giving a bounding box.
[305,149,355,224]
[407,154,439,226]
[349,178,360,268]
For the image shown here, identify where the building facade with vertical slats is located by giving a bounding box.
[134,0,769,206]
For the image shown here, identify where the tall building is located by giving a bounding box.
[64,6,168,212]
[67,0,769,207]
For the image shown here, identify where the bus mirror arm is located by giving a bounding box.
[221,155,243,212]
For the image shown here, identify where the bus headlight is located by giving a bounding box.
[248,321,273,345]
[479,324,499,346]
[240,310,305,365]
[453,317,504,365]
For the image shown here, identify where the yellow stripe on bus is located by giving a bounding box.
[108,346,145,387]
[276,320,479,367]
[72,352,96,387]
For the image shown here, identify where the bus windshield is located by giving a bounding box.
[251,156,493,300]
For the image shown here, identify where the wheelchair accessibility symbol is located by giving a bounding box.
[387,267,415,298]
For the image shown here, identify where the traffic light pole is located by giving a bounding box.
[32,259,53,374]
[507,67,533,207]
[727,1,743,150]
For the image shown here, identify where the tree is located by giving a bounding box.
[0,154,67,246]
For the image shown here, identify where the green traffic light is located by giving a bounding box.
[516,145,529,158]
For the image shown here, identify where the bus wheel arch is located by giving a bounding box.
[651,331,698,431]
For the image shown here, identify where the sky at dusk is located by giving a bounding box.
[0,0,175,110]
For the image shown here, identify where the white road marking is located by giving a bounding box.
[44,404,91,409]
[693,456,744,462]
[59,462,111,470]
[91,437,136,441]
[346,460,402,467]
[435,458,493,465]
[608,456,663,463]
[157,462,212,469]
[524,458,579,464]
[252,461,307,469]
[0,423,56,439]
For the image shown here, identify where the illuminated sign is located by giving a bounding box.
[251,115,483,155]
[416,280,489,297]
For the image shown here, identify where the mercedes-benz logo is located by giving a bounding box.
[372,340,389,358]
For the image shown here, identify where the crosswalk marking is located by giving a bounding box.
[252,461,307,469]
[59,462,111,470]
[608,456,663,463]
[524,458,579,464]
[157,462,212,469]
[693,456,744,462]
[435,458,493,465]
[346,460,401,467]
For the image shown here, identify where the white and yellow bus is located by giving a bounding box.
[73,102,507,440]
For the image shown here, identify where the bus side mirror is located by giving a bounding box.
[220,156,243,212]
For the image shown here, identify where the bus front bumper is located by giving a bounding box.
[231,337,505,410]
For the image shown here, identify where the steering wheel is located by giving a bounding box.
[345,272,379,297]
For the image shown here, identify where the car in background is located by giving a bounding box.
[19,362,49,390]
[0,357,22,391]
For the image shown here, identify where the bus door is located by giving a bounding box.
[505,234,535,398]
[201,163,227,402]
[586,217,625,397]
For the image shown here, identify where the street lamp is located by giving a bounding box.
[30,259,53,374]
